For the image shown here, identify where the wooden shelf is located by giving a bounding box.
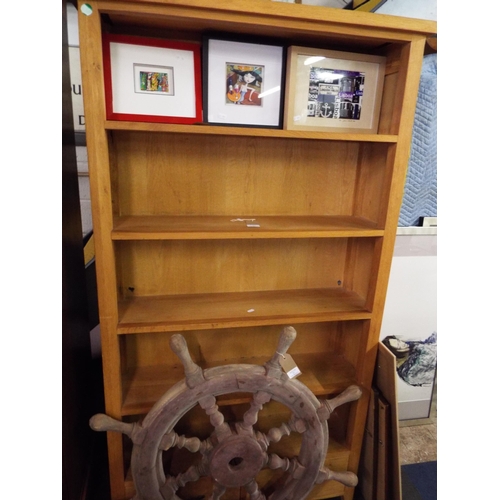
[117,287,371,334]
[112,215,384,240]
[121,351,357,416]
[105,120,398,142]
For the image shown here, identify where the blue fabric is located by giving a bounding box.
[398,53,437,226]
[402,461,437,500]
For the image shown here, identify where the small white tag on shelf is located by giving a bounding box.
[247,224,260,228]
[279,354,301,379]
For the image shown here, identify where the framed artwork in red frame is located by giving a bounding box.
[102,34,203,124]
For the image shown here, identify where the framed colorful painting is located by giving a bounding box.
[203,35,286,128]
[102,34,203,124]
[283,46,386,133]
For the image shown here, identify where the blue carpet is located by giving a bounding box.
[401,461,437,500]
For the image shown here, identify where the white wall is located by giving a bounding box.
[76,147,93,237]
[380,232,437,420]
[375,0,436,21]
[66,2,80,46]
[296,0,437,21]
[67,4,92,236]
[373,1,437,420]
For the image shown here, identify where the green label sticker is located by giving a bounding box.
[81,3,93,16]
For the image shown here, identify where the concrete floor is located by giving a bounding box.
[398,382,437,465]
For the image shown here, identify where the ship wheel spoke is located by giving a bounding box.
[199,394,232,440]
[245,479,266,500]
[159,431,212,455]
[239,390,272,435]
[169,334,232,441]
[208,481,226,500]
[267,454,305,480]
[265,415,307,445]
[315,466,358,488]
[160,458,210,499]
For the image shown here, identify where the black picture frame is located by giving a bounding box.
[202,34,286,128]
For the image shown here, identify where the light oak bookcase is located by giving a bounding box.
[77,1,436,499]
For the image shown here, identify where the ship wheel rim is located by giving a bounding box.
[131,363,328,500]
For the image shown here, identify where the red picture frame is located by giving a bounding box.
[102,34,203,124]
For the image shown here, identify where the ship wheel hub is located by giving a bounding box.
[209,435,266,488]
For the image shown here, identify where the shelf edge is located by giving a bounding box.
[105,121,398,143]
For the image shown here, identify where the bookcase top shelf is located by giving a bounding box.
[99,0,437,44]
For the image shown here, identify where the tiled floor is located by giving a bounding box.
[398,383,437,465]
[399,422,437,465]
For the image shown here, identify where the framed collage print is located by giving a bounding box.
[283,46,386,133]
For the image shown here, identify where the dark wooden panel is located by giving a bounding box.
[62,2,108,499]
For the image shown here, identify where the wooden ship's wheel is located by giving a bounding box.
[90,326,362,500]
